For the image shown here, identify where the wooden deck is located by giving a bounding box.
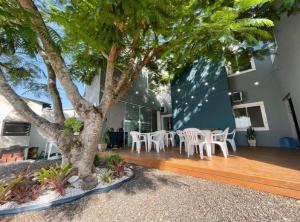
[101,146,300,199]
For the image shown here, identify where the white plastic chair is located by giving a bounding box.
[211,128,229,159]
[183,128,208,159]
[148,131,165,152]
[139,133,148,151]
[227,129,237,152]
[45,141,61,160]
[130,131,146,154]
[176,130,186,154]
[167,131,176,147]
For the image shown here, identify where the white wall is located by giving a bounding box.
[274,13,300,127]
[0,95,76,153]
[83,68,167,133]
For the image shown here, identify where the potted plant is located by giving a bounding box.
[63,117,83,136]
[98,131,110,152]
[246,127,256,147]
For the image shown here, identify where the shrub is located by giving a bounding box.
[99,170,113,183]
[9,175,41,204]
[104,154,123,168]
[104,154,125,178]
[113,164,125,177]
[0,171,41,205]
[64,117,83,133]
[94,154,101,167]
[0,175,23,205]
[34,164,72,196]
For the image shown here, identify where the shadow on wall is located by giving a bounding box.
[171,57,235,130]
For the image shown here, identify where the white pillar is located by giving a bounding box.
[157,111,161,130]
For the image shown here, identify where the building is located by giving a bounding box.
[0,94,76,156]
[84,69,172,145]
[171,13,300,147]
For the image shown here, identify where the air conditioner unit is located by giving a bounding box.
[231,91,243,103]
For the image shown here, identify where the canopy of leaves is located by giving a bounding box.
[0,0,48,96]
[2,0,298,92]
[48,0,277,86]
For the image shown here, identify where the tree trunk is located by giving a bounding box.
[81,116,103,189]
[55,115,102,190]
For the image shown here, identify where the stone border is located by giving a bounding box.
[0,170,134,216]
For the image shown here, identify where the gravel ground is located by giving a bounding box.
[1,166,300,222]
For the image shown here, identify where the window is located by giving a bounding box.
[226,57,256,77]
[233,101,269,131]
[2,122,31,136]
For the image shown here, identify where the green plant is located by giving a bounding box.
[0,171,41,205]
[64,117,83,133]
[104,154,123,168]
[93,154,101,167]
[246,127,256,140]
[34,164,72,196]
[9,175,41,204]
[0,175,23,205]
[99,170,114,184]
[101,131,110,144]
[113,164,126,178]
[104,154,126,178]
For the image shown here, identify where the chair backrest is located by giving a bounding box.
[130,131,140,141]
[228,129,236,140]
[212,128,229,142]
[183,128,202,145]
[156,130,166,141]
[169,131,176,139]
[176,130,185,140]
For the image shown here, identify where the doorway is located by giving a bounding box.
[161,114,173,131]
[283,93,300,142]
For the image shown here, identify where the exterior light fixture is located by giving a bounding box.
[205,99,208,102]
[204,82,208,86]
[135,91,139,94]
[254,81,260,86]
[212,87,215,90]
[191,96,194,99]
[198,103,203,107]
[228,92,232,95]
[185,102,188,105]
[177,88,181,92]
[175,100,178,103]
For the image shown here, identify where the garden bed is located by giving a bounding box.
[0,154,133,216]
[0,166,133,216]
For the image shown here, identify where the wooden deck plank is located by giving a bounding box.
[100,146,300,199]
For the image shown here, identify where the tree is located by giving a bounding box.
[0,0,279,189]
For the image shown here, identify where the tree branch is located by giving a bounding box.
[17,0,92,119]
[39,50,65,124]
[46,62,65,124]
[98,43,118,112]
[113,43,166,102]
[0,68,60,140]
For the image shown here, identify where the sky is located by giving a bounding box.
[15,81,85,109]
[12,38,85,109]
[13,53,85,109]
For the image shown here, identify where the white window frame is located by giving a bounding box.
[233,101,269,131]
[226,58,256,77]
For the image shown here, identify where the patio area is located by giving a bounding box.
[101,146,300,199]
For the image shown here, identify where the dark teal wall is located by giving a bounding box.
[171,58,235,131]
